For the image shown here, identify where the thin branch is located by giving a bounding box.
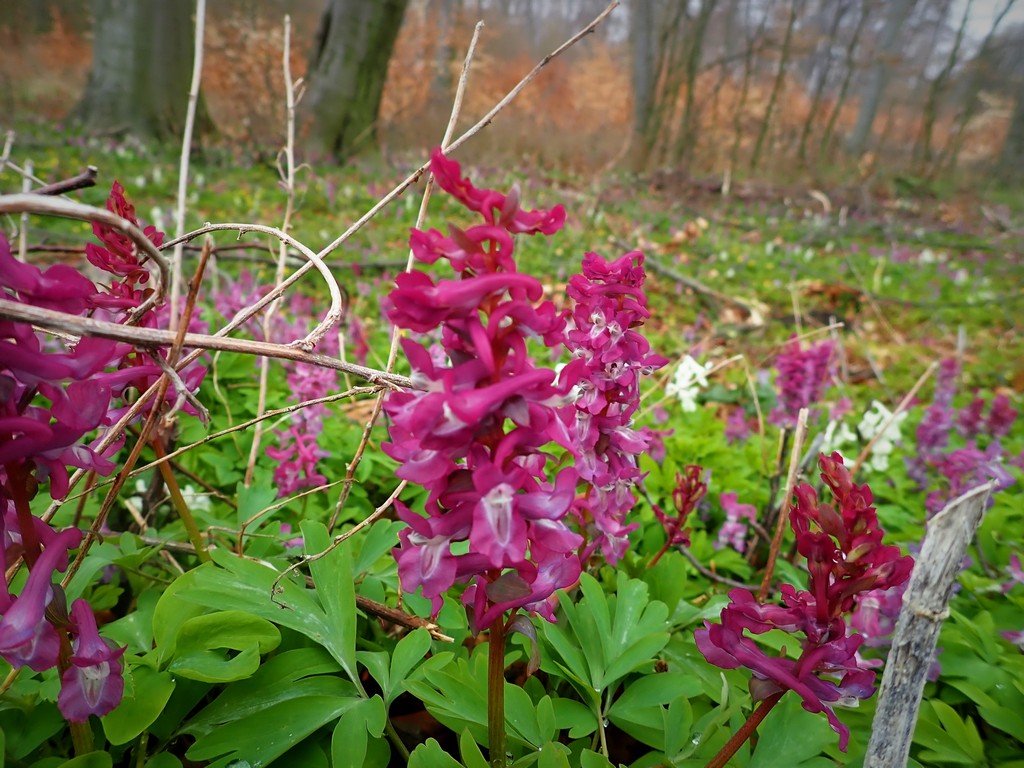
[758,407,809,601]
[0,194,169,322]
[0,300,414,390]
[246,14,299,489]
[170,0,207,328]
[161,222,345,351]
[34,166,98,196]
[328,20,484,531]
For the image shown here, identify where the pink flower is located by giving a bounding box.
[384,149,582,630]
[770,338,834,428]
[57,599,125,722]
[0,526,82,671]
[717,492,757,553]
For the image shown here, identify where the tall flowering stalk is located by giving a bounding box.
[770,338,834,428]
[383,149,579,766]
[562,252,667,562]
[697,453,913,764]
[383,150,661,765]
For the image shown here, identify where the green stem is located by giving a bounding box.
[151,441,211,563]
[488,616,508,768]
[705,691,784,768]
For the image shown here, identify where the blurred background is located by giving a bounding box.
[1,0,1022,188]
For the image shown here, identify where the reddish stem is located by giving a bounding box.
[705,691,784,768]
[647,540,671,569]
[487,615,508,768]
[5,462,42,568]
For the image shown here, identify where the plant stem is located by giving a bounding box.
[488,616,508,768]
[151,441,211,563]
[6,463,41,567]
[647,540,671,569]
[705,691,784,768]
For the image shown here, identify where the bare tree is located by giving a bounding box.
[914,0,972,170]
[750,0,803,170]
[300,0,409,161]
[797,0,851,163]
[819,0,873,159]
[75,0,205,139]
[846,0,917,155]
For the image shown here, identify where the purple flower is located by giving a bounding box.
[0,526,82,671]
[57,599,125,722]
[561,251,666,562]
[384,150,582,631]
[697,454,913,751]
[717,492,757,553]
[725,408,751,443]
[770,338,834,428]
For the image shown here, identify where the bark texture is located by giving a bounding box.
[863,483,994,768]
[76,0,200,139]
[301,0,409,161]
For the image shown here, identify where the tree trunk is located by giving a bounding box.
[915,0,971,171]
[674,0,719,167]
[630,0,660,168]
[300,0,409,162]
[999,72,1024,175]
[750,0,802,171]
[797,0,850,163]
[845,0,917,156]
[75,0,201,139]
[819,0,873,160]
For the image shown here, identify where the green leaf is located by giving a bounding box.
[186,694,360,766]
[236,479,278,530]
[408,740,463,768]
[536,743,571,768]
[168,610,280,683]
[56,754,112,768]
[550,698,597,739]
[579,750,614,768]
[184,648,348,738]
[386,629,431,704]
[302,520,358,682]
[459,729,489,768]
[102,665,176,746]
[143,756,181,768]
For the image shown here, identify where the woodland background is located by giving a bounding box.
[2,0,1023,187]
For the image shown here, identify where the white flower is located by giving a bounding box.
[822,420,856,461]
[666,356,712,412]
[181,484,212,513]
[857,400,906,472]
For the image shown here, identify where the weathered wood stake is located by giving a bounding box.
[864,481,995,768]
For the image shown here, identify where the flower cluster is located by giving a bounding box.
[909,358,1016,516]
[822,400,907,473]
[562,251,667,562]
[0,181,205,723]
[697,453,914,749]
[770,338,834,428]
[665,355,711,412]
[383,149,582,631]
[717,492,758,553]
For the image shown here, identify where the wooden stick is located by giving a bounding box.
[864,482,994,768]
[758,407,809,601]
[170,0,207,328]
[34,166,98,196]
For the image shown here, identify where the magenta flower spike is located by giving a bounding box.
[57,599,126,722]
[383,149,583,633]
[697,453,913,751]
[770,337,835,428]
